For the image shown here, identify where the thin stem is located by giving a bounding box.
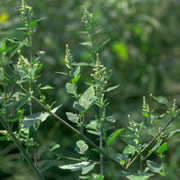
[7,76,126,170]
[0,115,45,180]
[126,112,180,169]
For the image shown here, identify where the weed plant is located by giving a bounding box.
[0,1,180,180]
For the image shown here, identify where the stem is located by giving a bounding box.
[0,115,45,180]
[8,77,126,170]
[126,112,180,169]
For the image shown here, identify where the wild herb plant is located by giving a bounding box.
[0,1,180,180]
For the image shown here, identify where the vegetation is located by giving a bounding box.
[0,0,180,179]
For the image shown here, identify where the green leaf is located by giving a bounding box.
[73,66,81,77]
[86,120,98,130]
[107,128,124,145]
[105,85,119,92]
[0,41,6,52]
[72,74,80,84]
[127,173,154,180]
[168,129,180,139]
[50,144,61,152]
[16,94,30,110]
[79,86,96,110]
[147,160,162,174]
[157,142,167,155]
[59,161,90,172]
[39,160,58,172]
[106,116,116,123]
[86,130,100,136]
[66,83,77,96]
[66,112,79,123]
[82,162,96,175]
[21,112,49,128]
[56,72,69,76]
[76,140,88,154]
[123,145,136,156]
[40,85,54,90]
[151,95,168,105]
[29,20,37,30]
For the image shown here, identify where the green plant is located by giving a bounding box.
[0,1,180,180]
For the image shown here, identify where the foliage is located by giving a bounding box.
[0,0,180,180]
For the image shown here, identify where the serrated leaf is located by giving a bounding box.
[127,173,154,180]
[107,128,124,145]
[76,140,88,154]
[147,160,162,174]
[105,85,119,92]
[40,85,54,90]
[79,86,96,110]
[66,112,79,123]
[66,83,77,96]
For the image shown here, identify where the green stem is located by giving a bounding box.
[0,115,45,180]
[126,112,180,169]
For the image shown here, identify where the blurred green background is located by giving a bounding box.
[0,0,180,179]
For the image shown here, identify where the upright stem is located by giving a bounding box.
[99,105,105,177]
[0,115,45,180]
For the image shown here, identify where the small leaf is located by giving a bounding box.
[56,72,69,76]
[40,85,54,90]
[105,85,119,92]
[72,74,80,84]
[147,160,162,174]
[106,116,116,123]
[157,142,167,155]
[79,86,96,110]
[66,112,79,123]
[87,130,100,136]
[86,120,98,130]
[66,83,77,96]
[59,161,90,172]
[73,66,81,77]
[76,140,88,154]
[123,145,136,156]
[127,173,154,180]
[151,95,168,105]
[29,20,37,30]
[82,162,96,174]
[168,129,180,139]
[16,94,29,110]
[107,128,124,145]
[50,144,60,152]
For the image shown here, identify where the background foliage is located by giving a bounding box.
[0,0,180,179]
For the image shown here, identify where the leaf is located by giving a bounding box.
[105,85,119,92]
[79,86,96,110]
[21,112,49,128]
[66,112,79,123]
[87,130,100,136]
[66,83,77,96]
[157,142,167,155]
[106,116,116,123]
[59,161,90,172]
[107,128,124,145]
[56,72,69,76]
[16,94,29,110]
[76,140,88,154]
[86,120,98,130]
[151,95,168,105]
[127,173,154,180]
[40,85,54,90]
[147,160,162,174]
[39,160,58,172]
[168,129,180,139]
[50,144,60,152]
[72,74,80,84]
[73,101,85,112]
[80,41,92,47]
[73,66,81,77]
[82,162,96,175]
[123,145,136,156]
